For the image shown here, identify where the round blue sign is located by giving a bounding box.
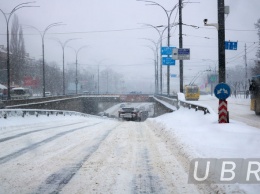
[214,83,231,100]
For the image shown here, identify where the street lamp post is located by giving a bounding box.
[96,59,107,95]
[0,2,37,100]
[55,39,78,95]
[69,46,88,94]
[144,45,158,94]
[24,23,64,97]
[138,0,178,95]
[141,38,160,93]
[143,24,169,94]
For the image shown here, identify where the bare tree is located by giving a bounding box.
[10,14,26,86]
[45,62,63,95]
[252,19,260,75]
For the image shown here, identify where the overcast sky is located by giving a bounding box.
[0,0,259,93]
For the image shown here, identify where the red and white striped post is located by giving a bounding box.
[218,100,228,123]
[214,83,231,124]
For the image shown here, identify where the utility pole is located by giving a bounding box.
[218,0,226,83]
[245,43,248,94]
[179,0,184,93]
[245,44,248,82]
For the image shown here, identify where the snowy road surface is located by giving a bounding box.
[0,117,201,194]
[0,94,259,193]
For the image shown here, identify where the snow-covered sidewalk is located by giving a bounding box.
[148,106,260,193]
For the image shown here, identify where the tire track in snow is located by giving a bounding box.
[0,122,102,165]
[132,126,163,194]
[0,121,86,143]
[34,124,120,194]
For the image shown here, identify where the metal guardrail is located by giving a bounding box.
[155,94,210,115]
[2,95,81,107]
[0,109,91,119]
[154,95,178,108]
[178,100,210,114]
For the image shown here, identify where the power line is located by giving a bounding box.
[0,26,154,36]
[0,25,256,37]
[199,26,257,32]
[227,46,258,64]
[227,42,256,60]
[78,63,153,67]
[182,33,217,40]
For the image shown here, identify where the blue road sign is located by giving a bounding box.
[171,74,177,78]
[214,83,231,100]
[174,48,190,60]
[162,57,175,65]
[161,47,174,55]
[178,48,190,55]
[225,41,238,50]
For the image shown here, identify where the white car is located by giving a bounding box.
[45,92,52,97]
[120,103,126,108]
[83,91,90,95]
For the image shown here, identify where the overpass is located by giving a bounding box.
[2,94,178,117]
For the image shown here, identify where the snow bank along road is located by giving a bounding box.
[0,116,206,193]
[190,95,260,129]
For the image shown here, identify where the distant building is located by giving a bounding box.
[0,45,40,90]
[0,45,7,85]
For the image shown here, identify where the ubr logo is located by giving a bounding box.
[188,158,260,184]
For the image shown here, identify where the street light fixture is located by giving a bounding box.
[69,46,88,94]
[23,23,64,97]
[138,0,178,95]
[0,1,38,100]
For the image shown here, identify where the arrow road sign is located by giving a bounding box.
[162,57,175,66]
[214,83,231,100]
[161,47,174,55]
[225,41,238,50]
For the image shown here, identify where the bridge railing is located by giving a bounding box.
[154,95,178,110]
[155,94,211,114]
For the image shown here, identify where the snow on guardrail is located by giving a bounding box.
[0,109,93,119]
[177,93,214,114]
[155,93,213,115]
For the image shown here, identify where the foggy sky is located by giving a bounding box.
[0,0,259,93]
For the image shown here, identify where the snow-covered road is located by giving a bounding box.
[0,94,259,194]
[0,116,202,194]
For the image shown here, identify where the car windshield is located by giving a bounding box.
[122,108,135,112]
[11,89,26,95]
